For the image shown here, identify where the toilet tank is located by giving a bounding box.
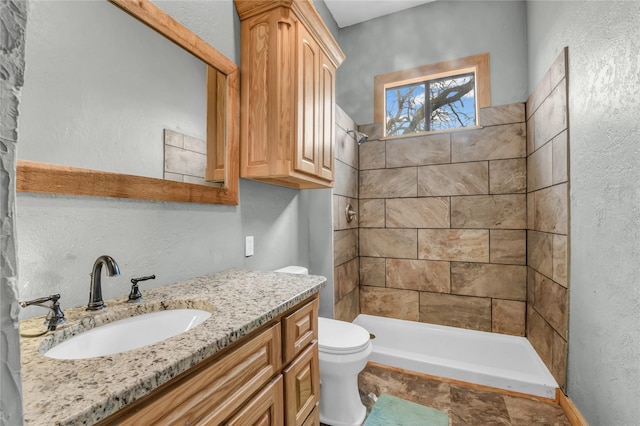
[274,266,309,275]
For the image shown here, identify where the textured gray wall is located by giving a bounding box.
[15,0,329,317]
[19,1,207,178]
[527,2,640,424]
[1,1,26,423]
[3,1,333,423]
[334,0,528,125]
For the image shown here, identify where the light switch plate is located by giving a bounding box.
[245,236,254,257]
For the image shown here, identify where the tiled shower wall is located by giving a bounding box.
[357,105,528,335]
[333,106,360,322]
[331,50,570,391]
[525,49,569,390]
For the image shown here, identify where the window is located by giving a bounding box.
[374,53,490,138]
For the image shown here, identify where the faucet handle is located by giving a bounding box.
[20,294,66,331]
[128,275,155,303]
[20,293,60,308]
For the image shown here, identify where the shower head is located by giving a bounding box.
[347,129,369,145]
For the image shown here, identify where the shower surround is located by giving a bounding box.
[356,103,528,337]
[332,50,569,391]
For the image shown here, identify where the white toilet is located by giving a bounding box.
[274,266,372,426]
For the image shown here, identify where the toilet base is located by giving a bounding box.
[318,375,367,426]
[319,404,366,426]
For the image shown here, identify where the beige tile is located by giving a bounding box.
[164,128,184,148]
[526,70,551,120]
[335,127,358,169]
[527,192,535,230]
[533,183,568,234]
[333,195,358,231]
[358,122,383,141]
[418,229,489,262]
[489,158,526,194]
[332,194,340,231]
[333,160,358,198]
[528,230,553,278]
[527,267,536,305]
[334,286,359,322]
[344,197,359,229]
[526,113,536,156]
[164,144,206,178]
[334,257,359,301]
[361,286,419,321]
[360,168,417,199]
[420,292,491,331]
[450,384,512,424]
[360,257,386,287]
[184,134,206,154]
[334,229,358,266]
[360,228,417,258]
[533,80,567,151]
[527,142,553,192]
[417,162,488,196]
[451,123,526,162]
[451,194,526,229]
[552,130,568,185]
[479,103,525,126]
[489,230,526,265]
[553,234,568,287]
[386,197,450,228]
[451,262,527,300]
[492,299,526,336]
[550,48,568,90]
[182,175,221,187]
[503,394,570,425]
[527,307,554,369]
[358,364,452,415]
[359,140,385,170]
[163,172,183,182]
[386,258,450,293]
[335,105,356,134]
[359,199,385,228]
[534,272,568,339]
[386,133,450,167]
[552,332,568,390]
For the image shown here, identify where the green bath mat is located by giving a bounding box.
[364,394,448,426]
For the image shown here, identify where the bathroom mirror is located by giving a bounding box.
[16,0,239,205]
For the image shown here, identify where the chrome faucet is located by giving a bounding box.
[87,255,120,311]
[20,294,66,331]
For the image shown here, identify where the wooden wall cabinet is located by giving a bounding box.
[98,297,320,426]
[234,0,345,189]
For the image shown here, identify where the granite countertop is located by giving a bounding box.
[19,269,326,426]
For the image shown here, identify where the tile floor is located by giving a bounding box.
[348,363,571,426]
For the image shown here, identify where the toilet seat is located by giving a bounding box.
[318,317,371,355]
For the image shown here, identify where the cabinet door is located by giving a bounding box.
[111,324,281,426]
[224,376,284,426]
[282,298,318,365]
[301,404,319,426]
[317,51,335,182]
[283,342,320,426]
[294,23,319,177]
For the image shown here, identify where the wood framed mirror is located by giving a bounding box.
[16,0,239,205]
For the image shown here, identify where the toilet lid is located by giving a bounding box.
[318,317,371,354]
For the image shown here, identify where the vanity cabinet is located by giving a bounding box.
[234,0,345,189]
[97,296,319,426]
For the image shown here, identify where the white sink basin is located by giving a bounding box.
[44,309,211,360]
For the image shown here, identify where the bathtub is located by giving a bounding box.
[353,314,558,399]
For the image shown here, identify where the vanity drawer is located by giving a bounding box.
[112,323,282,426]
[225,375,284,426]
[301,403,319,426]
[282,298,318,365]
[283,341,320,426]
